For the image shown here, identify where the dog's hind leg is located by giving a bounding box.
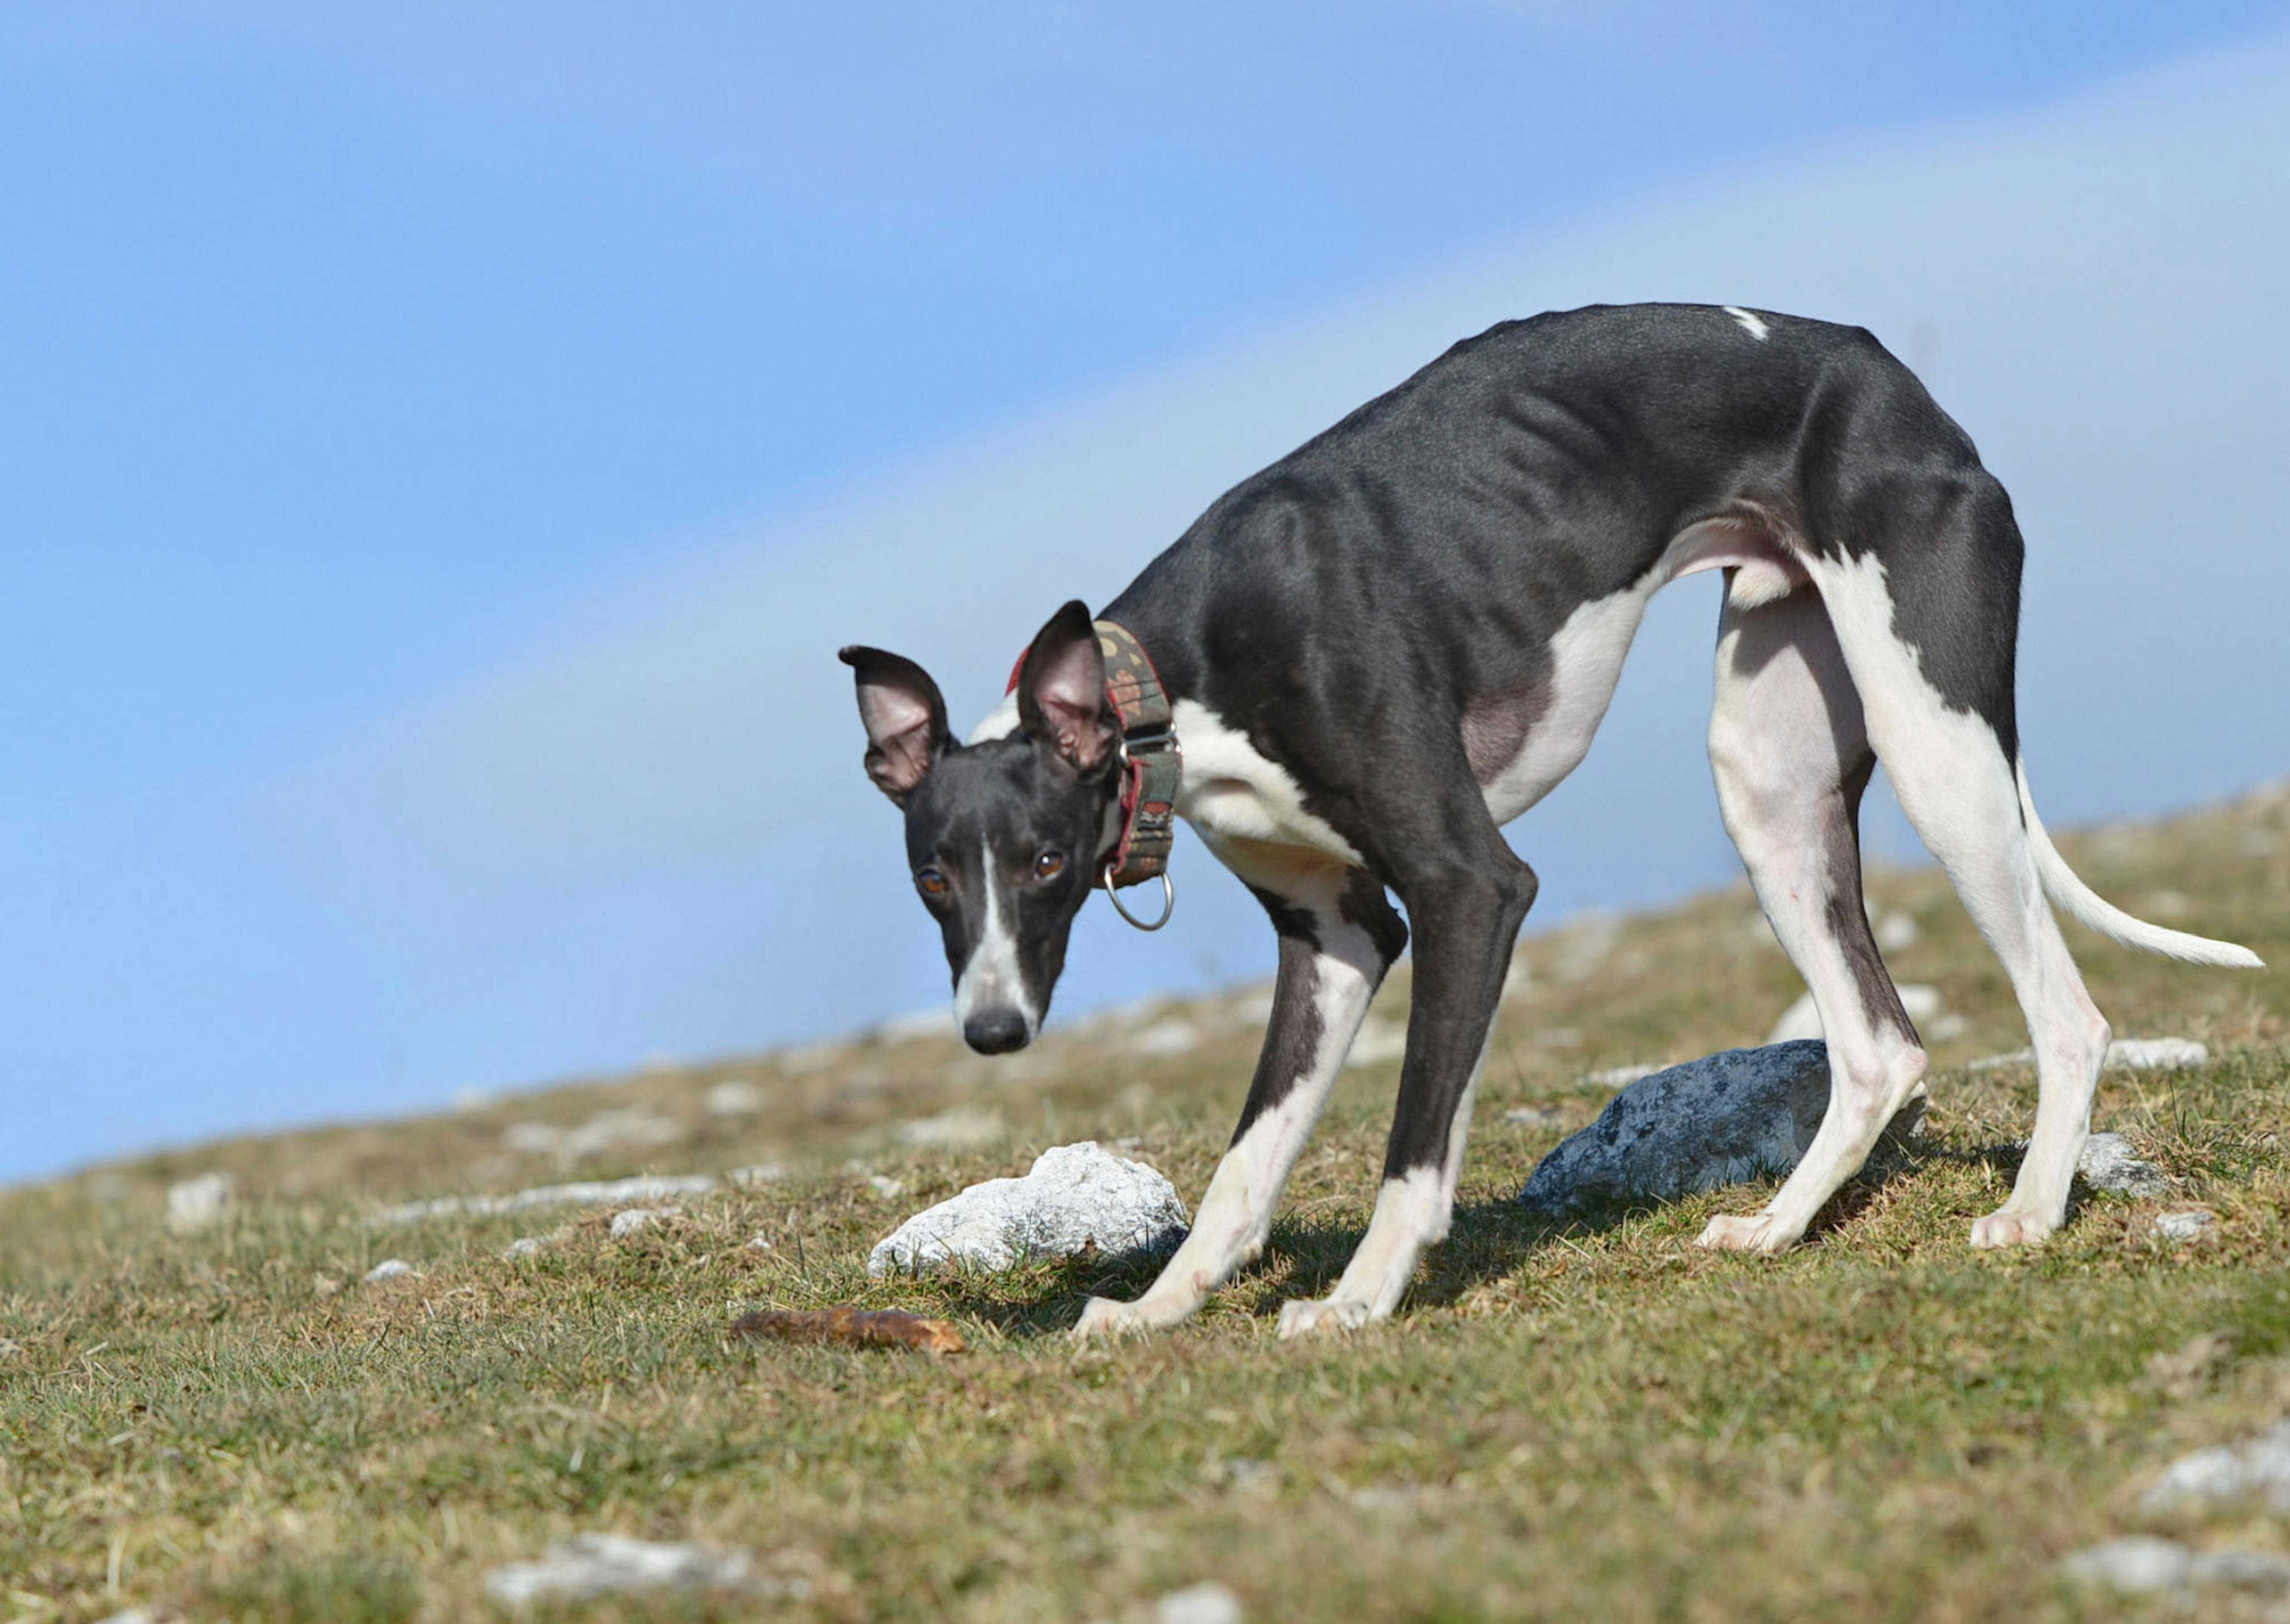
[1073,853,1404,1339]
[1695,582,1928,1254]
[1278,802,1536,1338]
[1805,488,2110,1247]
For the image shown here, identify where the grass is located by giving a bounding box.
[3,783,2288,1622]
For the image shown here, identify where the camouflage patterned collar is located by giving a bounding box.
[1091,619,1180,920]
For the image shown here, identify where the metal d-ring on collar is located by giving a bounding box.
[1100,861,1175,930]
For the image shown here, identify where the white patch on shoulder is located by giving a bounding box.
[965,690,1020,745]
[1171,699,1363,865]
[1723,305,1771,340]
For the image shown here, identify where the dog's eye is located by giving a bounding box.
[915,867,950,898]
[1033,850,1066,881]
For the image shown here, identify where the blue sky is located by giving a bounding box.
[5,2,2288,1183]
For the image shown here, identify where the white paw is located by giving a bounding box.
[1969,1208,2057,1248]
[1071,1295,1152,1341]
[1694,1211,1797,1254]
[1276,1296,1375,1340]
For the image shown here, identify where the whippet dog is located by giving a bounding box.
[840,303,2260,1340]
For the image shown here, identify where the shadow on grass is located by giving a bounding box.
[938,1135,1987,1339]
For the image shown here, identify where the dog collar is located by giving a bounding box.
[1006,619,1181,928]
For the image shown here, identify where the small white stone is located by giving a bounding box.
[1156,1581,1245,1624]
[1579,1064,1661,1090]
[1503,1104,1563,1127]
[1927,1014,1967,1042]
[893,1106,1007,1149]
[2107,1037,2208,1071]
[1873,910,1920,952]
[1344,1017,1408,1069]
[165,1171,234,1234]
[1966,1049,2034,1072]
[704,1079,764,1117]
[373,1171,720,1226]
[745,1234,774,1251]
[364,1259,416,1283]
[729,1163,787,1187]
[609,1207,680,1238]
[500,1236,549,1259]
[2155,1209,2215,1242]
[2142,1418,2290,1513]
[2060,1536,2194,1594]
[1131,1018,1202,1057]
[868,1175,906,1200]
[483,1533,758,1604]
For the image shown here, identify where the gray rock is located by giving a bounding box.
[483,1533,768,1605]
[1518,1042,1923,1214]
[165,1171,234,1234]
[868,1142,1189,1276]
[2077,1132,2171,1197]
[2142,1418,2290,1513]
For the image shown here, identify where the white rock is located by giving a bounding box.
[875,1007,958,1043]
[1766,985,1941,1045]
[609,1207,680,1238]
[1927,1014,1968,1042]
[1344,1017,1408,1069]
[500,1236,549,1260]
[1502,1105,1563,1127]
[165,1171,234,1234]
[2155,1209,2215,1242]
[1966,1049,2034,1072]
[2077,1133,2171,1198]
[704,1079,763,1117]
[869,1142,1190,1276]
[1873,910,1920,952]
[893,1105,1007,1149]
[2142,1418,2290,1513]
[483,1533,760,1605]
[745,1234,775,1251]
[2108,1037,2208,1071]
[868,1175,906,1200]
[374,1172,719,1226]
[1579,1064,1661,1090]
[729,1163,787,1187]
[1131,1018,1203,1057]
[503,1108,687,1161]
[2060,1536,2196,1594]
[364,1259,416,1283]
[1156,1581,1246,1624]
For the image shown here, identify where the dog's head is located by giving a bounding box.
[840,600,1122,1054]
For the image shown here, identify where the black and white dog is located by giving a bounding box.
[841,303,2260,1340]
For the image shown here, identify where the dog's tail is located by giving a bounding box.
[2015,761,2263,968]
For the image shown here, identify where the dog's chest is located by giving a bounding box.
[1168,700,1363,864]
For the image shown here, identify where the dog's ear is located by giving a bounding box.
[839,645,952,806]
[1015,600,1117,774]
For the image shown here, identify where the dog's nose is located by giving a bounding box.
[962,1008,1030,1054]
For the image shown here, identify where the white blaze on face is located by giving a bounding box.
[951,835,1038,1039]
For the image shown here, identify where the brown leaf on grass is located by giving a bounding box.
[730,1307,965,1356]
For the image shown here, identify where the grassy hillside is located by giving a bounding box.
[4,784,2288,1622]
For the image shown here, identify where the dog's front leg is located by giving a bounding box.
[1075,868,1401,1339]
[1278,848,1535,1339]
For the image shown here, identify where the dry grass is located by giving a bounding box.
[3,783,2288,1622]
